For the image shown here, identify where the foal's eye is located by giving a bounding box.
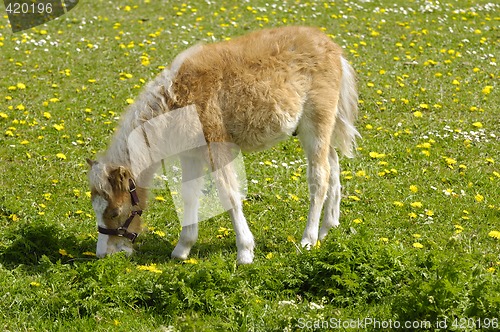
[106,208,120,219]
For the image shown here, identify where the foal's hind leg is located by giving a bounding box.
[171,154,204,260]
[298,123,332,249]
[319,148,341,240]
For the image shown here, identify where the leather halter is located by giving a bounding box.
[97,178,142,243]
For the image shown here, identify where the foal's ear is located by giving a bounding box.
[86,158,97,167]
[108,166,131,192]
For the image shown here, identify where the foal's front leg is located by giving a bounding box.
[171,156,203,260]
[211,143,255,264]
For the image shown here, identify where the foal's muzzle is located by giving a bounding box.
[97,179,142,243]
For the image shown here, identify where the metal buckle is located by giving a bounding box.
[116,227,127,236]
[129,232,138,243]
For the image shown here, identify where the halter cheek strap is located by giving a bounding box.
[97,178,142,243]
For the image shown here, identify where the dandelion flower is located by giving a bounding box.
[56,153,67,160]
[137,263,163,273]
[482,85,493,94]
[413,242,424,249]
[488,231,500,239]
[183,258,198,264]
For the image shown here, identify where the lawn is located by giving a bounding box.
[0,0,499,330]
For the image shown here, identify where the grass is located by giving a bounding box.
[0,0,499,330]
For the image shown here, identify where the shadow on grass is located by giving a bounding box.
[132,232,238,265]
[0,221,95,271]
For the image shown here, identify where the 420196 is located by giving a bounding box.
[5,2,53,14]
[453,318,498,330]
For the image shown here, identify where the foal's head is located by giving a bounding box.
[86,159,144,257]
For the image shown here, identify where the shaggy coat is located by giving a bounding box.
[88,26,359,263]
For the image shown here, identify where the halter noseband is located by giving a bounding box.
[98,178,142,243]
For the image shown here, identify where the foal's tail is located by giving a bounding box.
[332,57,360,158]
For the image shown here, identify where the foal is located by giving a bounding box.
[87,26,359,264]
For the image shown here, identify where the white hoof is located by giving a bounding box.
[171,244,191,260]
[237,249,254,264]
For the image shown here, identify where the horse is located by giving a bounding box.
[87,26,359,264]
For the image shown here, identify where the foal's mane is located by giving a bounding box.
[101,44,204,168]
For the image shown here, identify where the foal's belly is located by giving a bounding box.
[226,105,303,152]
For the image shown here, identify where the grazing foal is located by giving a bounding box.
[87,26,359,264]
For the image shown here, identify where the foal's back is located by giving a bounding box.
[170,26,344,151]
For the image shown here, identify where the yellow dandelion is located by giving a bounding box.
[17,82,26,89]
[183,258,198,264]
[56,153,67,160]
[369,151,386,159]
[475,194,484,202]
[53,123,64,131]
[488,231,500,239]
[353,218,363,224]
[482,86,493,94]
[153,230,166,237]
[409,185,418,193]
[410,202,423,208]
[472,122,483,128]
[413,242,424,249]
[137,263,163,273]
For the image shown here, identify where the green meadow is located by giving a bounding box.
[0,0,499,330]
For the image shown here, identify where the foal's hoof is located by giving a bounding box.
[300,238,319,250]
[237,250,254,264]
[171,245,190,261]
